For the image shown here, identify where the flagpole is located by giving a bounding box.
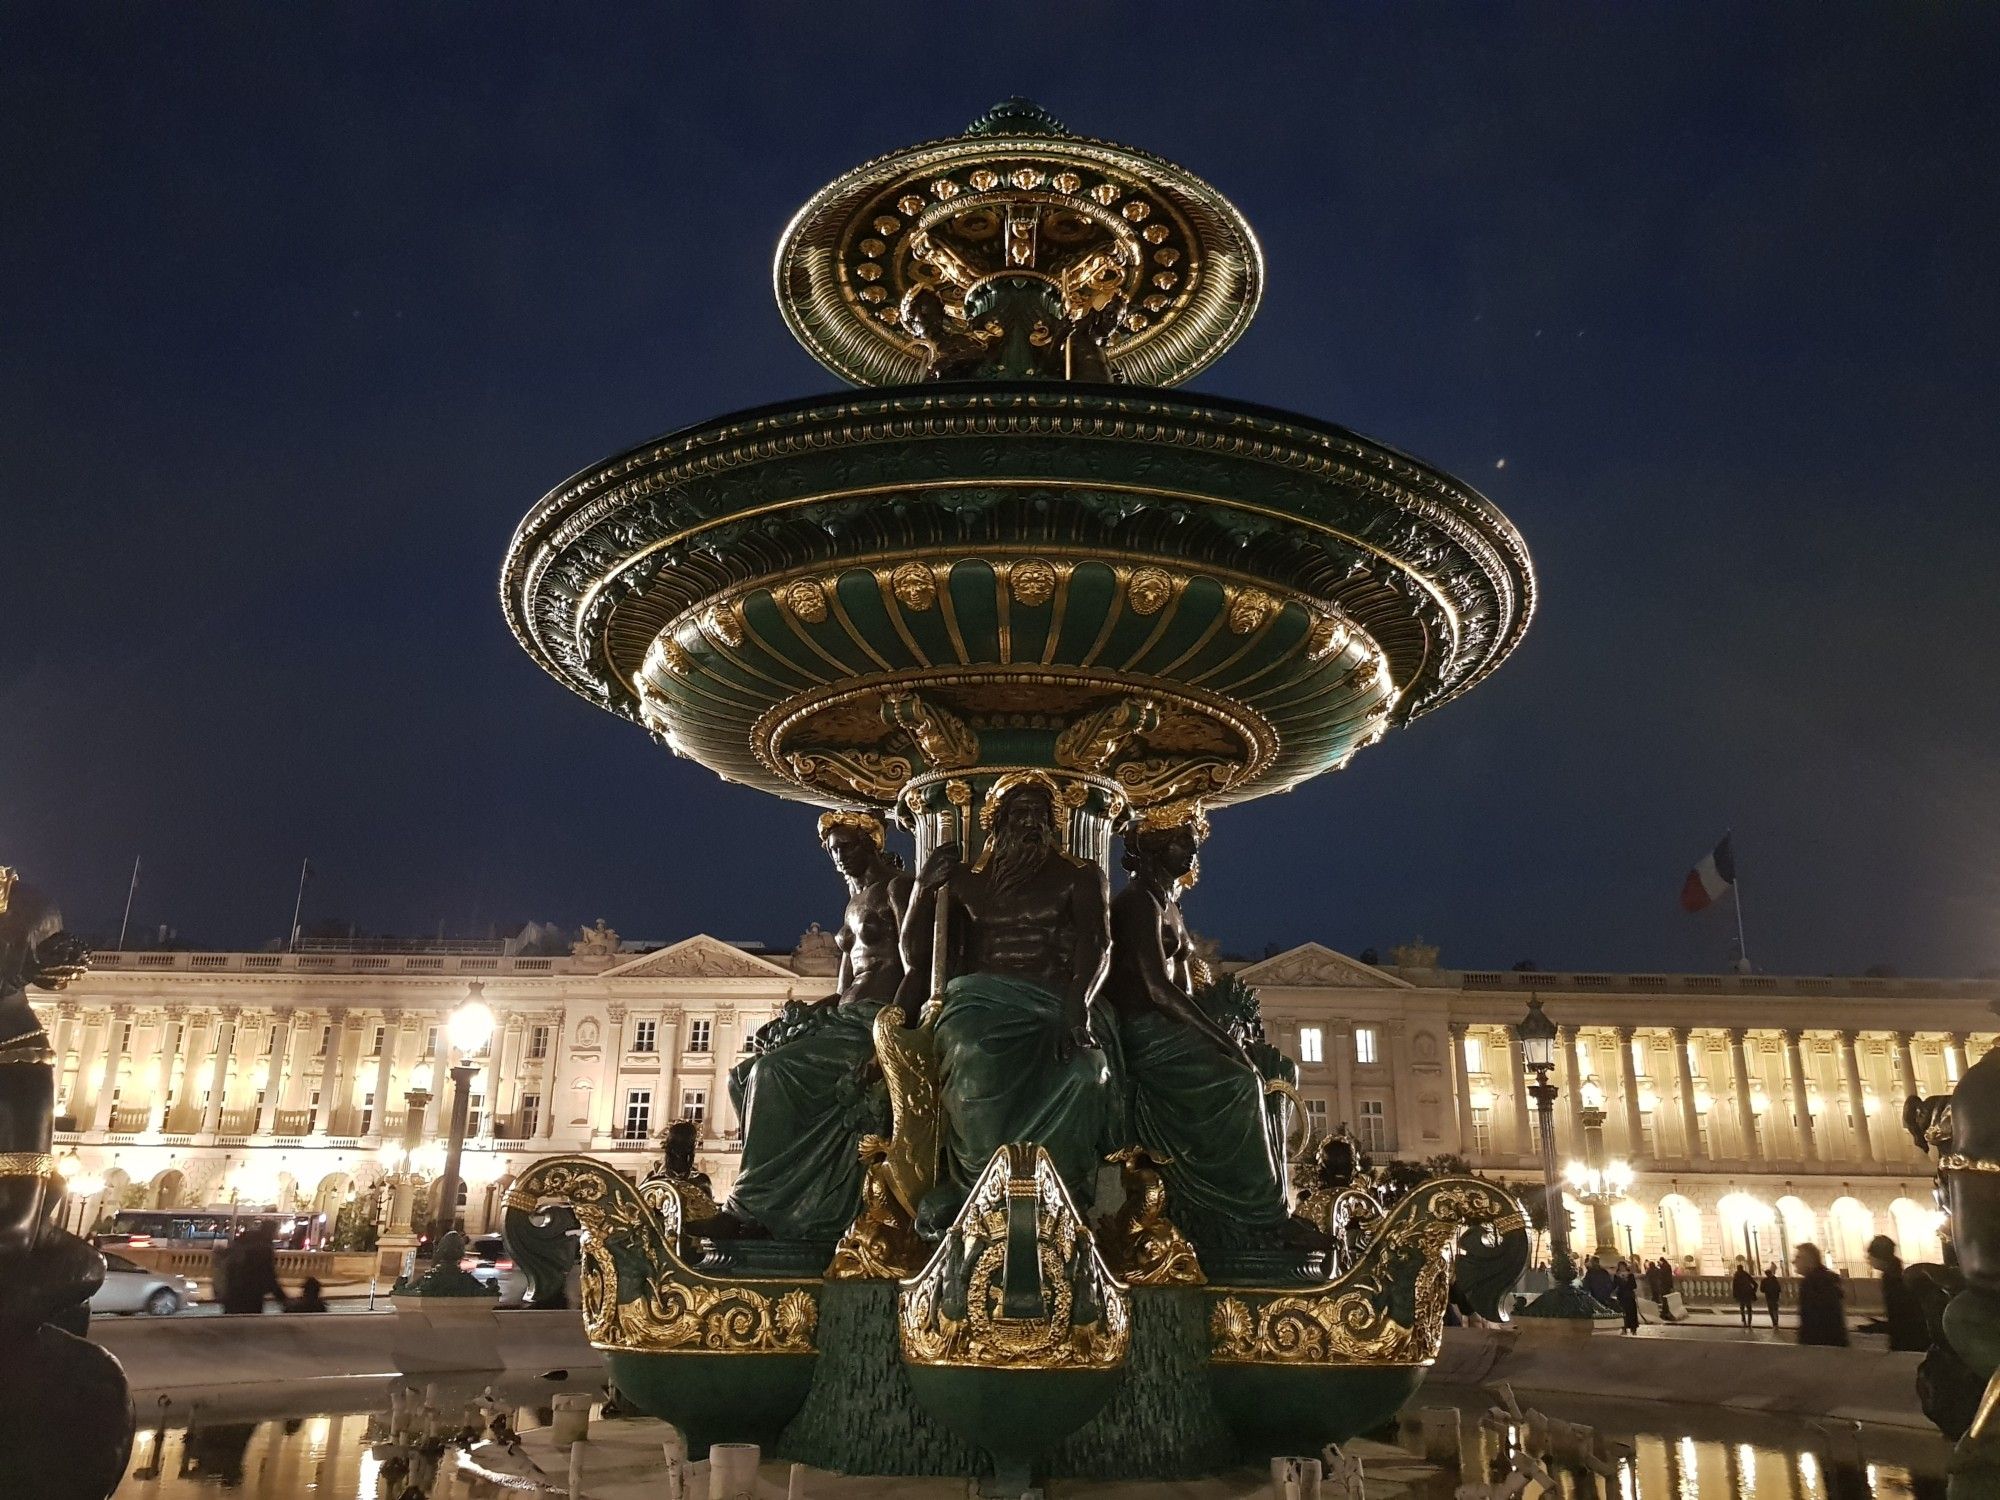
[116,855,141,952]
[287,857,310,952]
[1732,881,1750,974]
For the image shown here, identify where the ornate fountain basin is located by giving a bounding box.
[502,384,1533,821]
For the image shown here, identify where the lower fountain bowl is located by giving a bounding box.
[904,1363,1124,1484]
[1208,1362,1427,1458]
[603,1350,818,1459]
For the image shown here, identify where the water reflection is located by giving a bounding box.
[110,1390,1947,1498]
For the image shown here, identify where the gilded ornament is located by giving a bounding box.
[816,808,887,848]
[1090,183,1119,205]
[781,578,829,624]
[1052,171,1081,193]
[1008,558,1059,607]
[786,749,914,803]
[977,768,1088,829]
[1126,566,1175,616]
[0,1152,55,1178]
[1306,613,1352,663]
[882,690,978,770]
[1011,167,1044,190]
[1207,1176,1520,1367]
[509,1156,818,1356]
[1131,797,1209,839]
[1121,200,1151,221]
[890,562,938,612]
[871,1004,941,1218]
[0,1029,54,1064]
[1941,1154,2000,1174]
[1100,1148,1204,1287]
[900,1144,1129,1371]
[1227,587,1278,635]
[898,194,925,216]
[701,603,744,648]
[942,778,972,806]
[1053,698,1160,773]
[827,1135,927,1280]
[1143,223,1169,244]
[1113,756,1240,806]
[968,169,999,191]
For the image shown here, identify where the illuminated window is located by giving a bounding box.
[1355,1027,1379,1065]
[370,1026,384,1056]
[680,1088,707,1124]
[1303,1097,1329,1134]
[529,1025,549,1060]
[633,1020,657,1054]
[688,1020,713,1055]
[1299,1027,1324,1064]
[1470,1107,1492,1155]
[1358,1099,1388,1151]
[622,1089,652,1141]
[1463,1035,1484,1072]
[1948,1049,1962,1084]
[519,1093,541,1138]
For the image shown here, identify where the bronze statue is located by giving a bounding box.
[900,286,989,381]
[1103,808,1325,1254]
[900,773,1113,1234]
[0,866,132,1500]
[704,811,909,1243]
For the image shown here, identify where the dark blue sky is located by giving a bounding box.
[5,7,1998,975]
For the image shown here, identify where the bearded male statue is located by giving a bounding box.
[702,812,909,1243]
[899,773,1114,1236]
[1104,811,1326,1255]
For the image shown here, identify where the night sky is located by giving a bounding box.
[5,8,1998,976]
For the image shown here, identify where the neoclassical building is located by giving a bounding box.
[39,930,1990,1275]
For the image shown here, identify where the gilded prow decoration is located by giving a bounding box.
[507,1155,818,1356]
[900,1142,1130,1371]
[1208,1176,1525,1367]
[1099,1146,1204,1287]
[827,1135,927,1280]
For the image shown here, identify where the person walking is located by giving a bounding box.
[219,1225,287,1315]
[1761,1264,1783,1329]
[1582,1256,1615,1310]
[1732,1258,1758,1330]
[289,1276,328,1313]
[1613,1259,1641,1335]
[1867,1235,1928,1351]
[1794,1243,1848,1347]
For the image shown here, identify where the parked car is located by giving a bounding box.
[468,1233,528,1305]
[91,1251,199,1316]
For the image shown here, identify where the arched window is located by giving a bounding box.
[1658,1193,1702,1269]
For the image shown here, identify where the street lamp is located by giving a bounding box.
[430,985,495,1246]
[1515,996,1601,1321]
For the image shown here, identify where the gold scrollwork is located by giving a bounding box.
[827,1135,927,1281]
[1306,612,1353,663]
[1112,756,1241,807]
[882,690,978,770]
[900,1144,1130,1371]
[1099,1149,1204,1287]
[872,1004,941,1220]
[509,1156,817,1356]
[1940,1154,2000,1174]
[786,749,915,803]
[1053,697,1160,773]
[1208,1176,1520,1367]
[701,602,745,648]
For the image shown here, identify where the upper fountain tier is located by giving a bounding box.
[502,105,1533,830]
[775,97,1262,389]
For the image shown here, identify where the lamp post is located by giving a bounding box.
[1515,996,1601,1322]
[1571,1081,1631,1261]
[430,985,495,1246]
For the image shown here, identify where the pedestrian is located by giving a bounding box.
[289,1276,328,1313]
[219,1224,287,1315]
[1732,1258,1758,1329]
[1761,1264,1783,1329]
[1794,1243,1848,1347]
[1613,1259,1641,1335]
[1582,1255,1615,1309]
[1866,1235,1928,1351]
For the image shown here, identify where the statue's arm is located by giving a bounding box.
[896,850,957,1021]
[1108,887,1239,1054]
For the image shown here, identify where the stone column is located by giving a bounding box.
[1895,1032,1922,1160]
[1785,1029,1818,1162]
[656,1006,682,1127]
[1672,1027,1702,1161]
[537,1014,565,1141]
[256,1010,293,1134]
[1448,1022,1474,1155]
[708,1006,738,1139]
[1388,1022,1417,1153]
[201,1011,239,1134]
[319,1008,353,1133]
[1559,1025,1586,1154]
[368,1019,396,1142]
[1950,1034,1970,1088]
[1728,1028,1761,1164]
[1506,1031,1533,1162]
[597,1004,628,1138]
[90,1010,123,1132]
[1617,1026,1645,1160]
[149,1009,182,1131]
[491,1015,523,1136]
[1332,1021,1357,1130]
[1841,1030,1874,1162]
[422,1015,446,1135]
[173,1011,210,1132]
[66,1006,102,1122]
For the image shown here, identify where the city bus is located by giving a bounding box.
[95,1209,317,1251]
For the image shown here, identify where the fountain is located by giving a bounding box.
[499,99,1535,1488]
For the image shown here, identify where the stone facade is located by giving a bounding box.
[39,935,1992,1273]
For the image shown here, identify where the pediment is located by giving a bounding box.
[599,935,795,982]
[1236,943,1408,990]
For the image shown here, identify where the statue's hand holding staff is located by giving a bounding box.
[917,842,963,893]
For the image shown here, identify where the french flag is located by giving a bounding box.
[1680,834,1736,913]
